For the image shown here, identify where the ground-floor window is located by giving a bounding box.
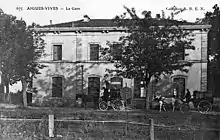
[88,77,100,96]
[52,77,62,97]
[110,77,123,99]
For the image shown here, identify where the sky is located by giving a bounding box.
[0,0,220,26]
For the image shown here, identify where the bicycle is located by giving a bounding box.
[99,98,124,111]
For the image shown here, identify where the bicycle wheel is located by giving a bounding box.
[99,101,108,111]
[180,103,190,113]
[112,100,123,111]
[197,100,212,113]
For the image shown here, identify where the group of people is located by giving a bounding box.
[153,89,198,112]
[93,87,118,109]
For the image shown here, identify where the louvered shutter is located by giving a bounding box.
[134,77,141,98]
[52,77,62,97]
[75,65,83,94]
[90,44,99,61]
[76,37,82,61]
[111,44,122,60]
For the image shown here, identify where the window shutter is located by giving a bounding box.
[201,33,208,61]
[201,63,207,92]
[52,77,62,97]
[76,38,82,61]
[90,44,99,61]
[134,77,141,98]
[178,44,185,60]
[111,44,122,60]
[75,65,83,94]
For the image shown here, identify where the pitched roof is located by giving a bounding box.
[43,19,116,28]
[42,19,194,28]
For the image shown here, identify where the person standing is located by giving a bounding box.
[185,89,191,103]
[102,87,110,102]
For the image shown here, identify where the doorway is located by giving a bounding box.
[88,77,100,101]
[173,77,186,98]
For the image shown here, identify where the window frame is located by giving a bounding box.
[171,75,187,98]
[111,43,122,61]
[52,44,62,61]
[178,45,185,61]
[89,43,100,61]
[52,76,63,98]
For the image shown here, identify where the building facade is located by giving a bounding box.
[33,19,211,107]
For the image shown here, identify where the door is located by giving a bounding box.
[173,77,186,98]
[110,77,123,99]
[88,77,100,101]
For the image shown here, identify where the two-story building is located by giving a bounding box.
[33,18,211,108]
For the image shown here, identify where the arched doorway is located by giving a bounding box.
[172,77,186,98]
[88,76,100,105]
[110,77,123,99]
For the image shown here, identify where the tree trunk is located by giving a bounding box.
[5,83,9,93]
[21,79,28,107]
[145,74,152,110]
[5,83,10,103]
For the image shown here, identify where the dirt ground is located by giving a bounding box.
[0,107,219,139]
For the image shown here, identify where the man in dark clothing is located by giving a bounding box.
[102,87,110,102]
[185,89,191,103]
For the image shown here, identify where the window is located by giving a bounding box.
[52,77,62,97]
[111,43,122,60]
[90,44,99,61]
[177,45,185,60]
[53,45,62,61]
[110,77,123,99]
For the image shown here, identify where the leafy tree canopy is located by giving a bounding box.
[102,6,195,84]
[197,4,220,70]
[0,10,45,106]
[0,12,45,85]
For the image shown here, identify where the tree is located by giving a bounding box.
[196,4,220,96]
[197,4,220,65]
[101,6,195,109]
[0,11,45,106]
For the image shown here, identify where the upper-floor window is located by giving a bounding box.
[90,44,99,61]
[111,43,122,60]
[177,45,185,61]
[53,45,62,61]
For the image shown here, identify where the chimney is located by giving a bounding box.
[50,20,52,25]
[83,15,90,22]
[161,10,165,19]
[156,14,161,19]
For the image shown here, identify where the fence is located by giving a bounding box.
[0,113,220,140]
[0,93,22,104]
